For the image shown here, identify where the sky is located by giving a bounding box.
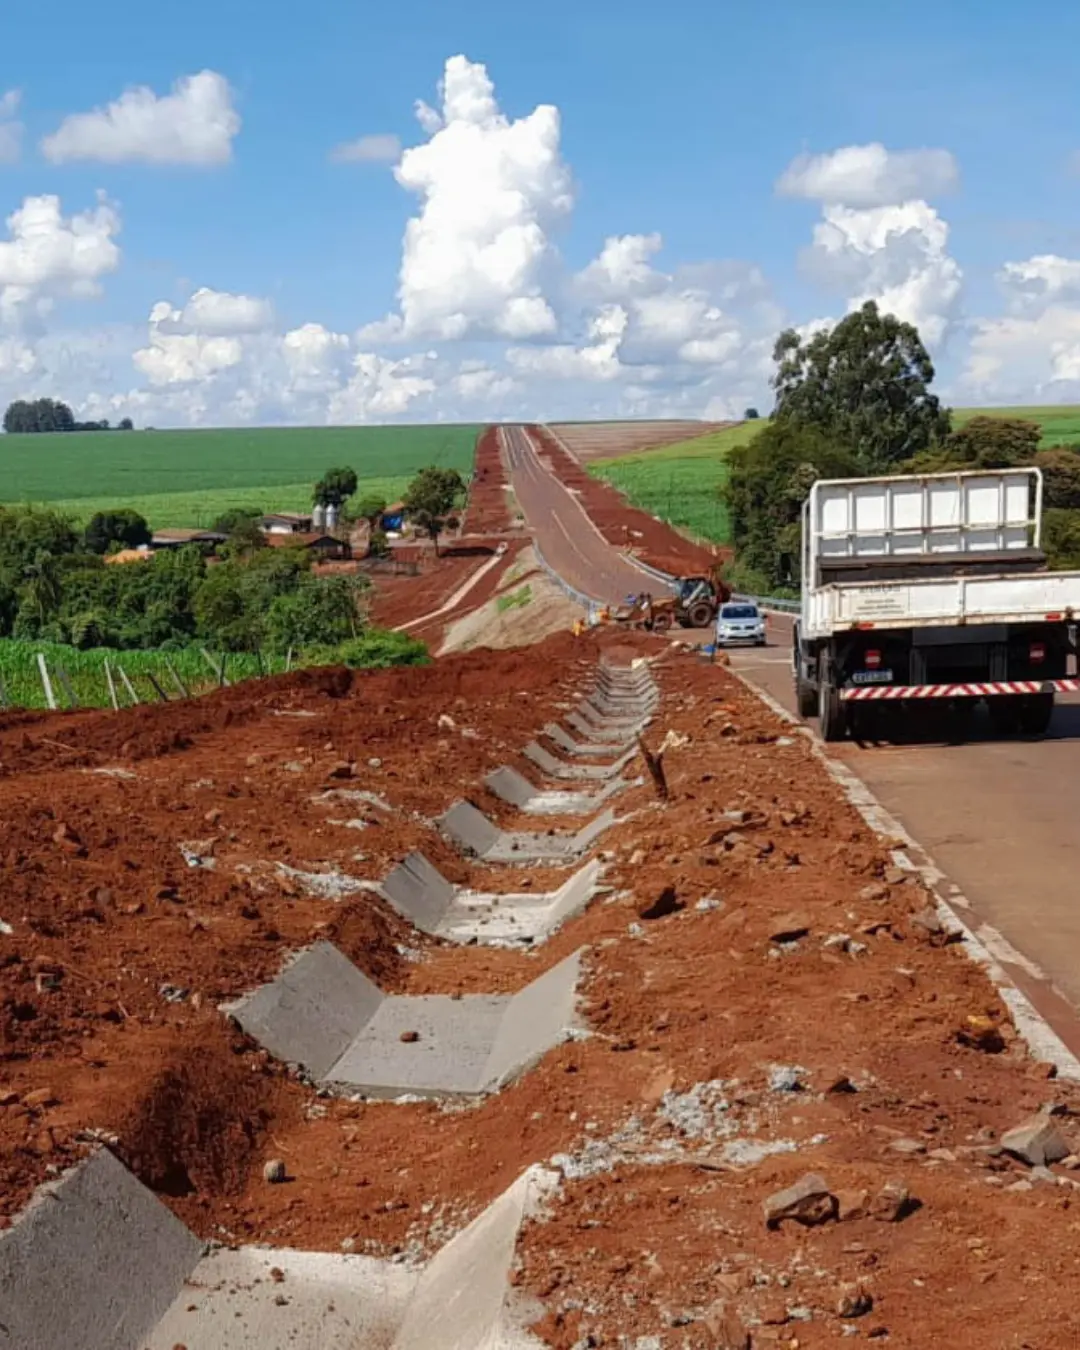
[4,0,1080,427]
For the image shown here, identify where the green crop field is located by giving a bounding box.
[0,640,290,710]
[0,425,480,528]
[590,423,757,545]
[590,406,1080,547]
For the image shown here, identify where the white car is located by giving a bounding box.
[715,602,767,647]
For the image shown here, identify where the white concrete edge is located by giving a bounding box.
[727,667,1080,1084]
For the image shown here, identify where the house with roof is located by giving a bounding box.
[264,532,352,561]
[261,512,313,534]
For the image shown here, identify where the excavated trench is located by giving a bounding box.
[1,654,660,1349]
[6,637,1080,1348]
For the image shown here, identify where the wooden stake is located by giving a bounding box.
[145,671,169,703]
[636,733,669,802]
[200,648,230,686]
[117,665,140,706]
[56,667,79,709]
[103,660,120,711]
[163,659,189,699]
[36,653,57,710]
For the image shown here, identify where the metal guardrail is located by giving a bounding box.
[531,538,601,614]
[734,592,800,615]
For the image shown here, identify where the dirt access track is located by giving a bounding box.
[5,603,1080,1346]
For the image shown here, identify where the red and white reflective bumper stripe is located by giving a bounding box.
[841,678,1080,702]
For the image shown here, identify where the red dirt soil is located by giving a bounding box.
[463,424,515,533]
[529,424,728,577]
[4,635,1080,1348]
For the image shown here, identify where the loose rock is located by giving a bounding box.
[869,1178,912,1223]
[764,1173,837,1229]
[263,1159,287,1184]
[1000,1113,1071,1168]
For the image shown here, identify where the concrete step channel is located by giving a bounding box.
[0,659,659,1349]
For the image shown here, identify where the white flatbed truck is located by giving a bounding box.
[792,467,1080,741]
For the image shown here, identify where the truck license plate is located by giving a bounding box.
[851,669,893,685]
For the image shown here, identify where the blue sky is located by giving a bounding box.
[3,0,1080,424]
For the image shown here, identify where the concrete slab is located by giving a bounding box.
[578,696,655,724]
[230,943,584,1097]
[438,800,617,864]
[546,721,635,756]
[149,1247,418,1349]
[0,1148,204,1350]
[4,1149,551,1350]
[380,851,603,943]
[486,765,632,815]
[333,994,508,1097]
[384,1165,558,1350]
[222,940,383,1079]
[523,740,635,781]
[561,713,636,745]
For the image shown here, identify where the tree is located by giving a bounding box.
[18,551,64,628]
[313,466,358,509]
[2,398,77,434]
[119,418,134,432]
[723,421,861,592]
[1035,448,1080,510]
[1043,509,1080,570]
[83,509,151,555]
[943,416,1039,470]
[772,301,951,472]
[404,466,465,552]
[212,508,266,556]
[744,407,760,420]
[264,573,369,654]
[367,527,391,559]
[354,492,388,525]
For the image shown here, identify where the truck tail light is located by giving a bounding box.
[865,649,882,669]
[1030,641,1046,664]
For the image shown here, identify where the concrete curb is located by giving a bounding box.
[728,667,1080,1084]
[226,942,586,1098]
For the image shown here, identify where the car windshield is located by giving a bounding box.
[720,605,759,620]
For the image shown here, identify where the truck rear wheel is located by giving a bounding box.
[1019,693,1054,736]
[818,664,847,743]
[686,601,715,628]
[796,673,818,719]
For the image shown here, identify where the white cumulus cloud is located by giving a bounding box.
[179,286,274,334]
[41,71,240,166]
[0,193,121,323]
[997,254,1080,314]
[799,201,962,346]
[330,133,402,164]
[365,54,573,342]
[777,143,959,208]
[961,251,1080,401]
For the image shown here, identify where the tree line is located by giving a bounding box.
[722,301,1080,593]
[0,456,469,669]
[3,398,135,434]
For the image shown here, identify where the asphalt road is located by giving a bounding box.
[727,615,1080,1053]
[501,425,657,603]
